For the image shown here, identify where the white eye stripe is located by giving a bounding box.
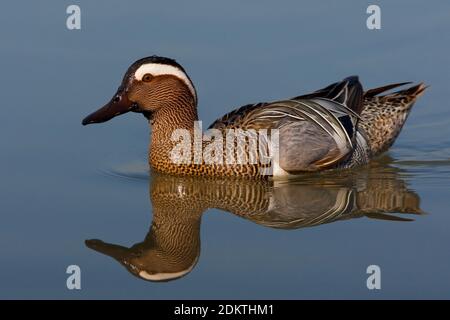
[134,63,196,100]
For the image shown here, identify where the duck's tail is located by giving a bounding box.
[359,82,427,157]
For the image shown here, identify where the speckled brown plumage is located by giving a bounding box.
[359,83,427,156]
[146,78,426,178]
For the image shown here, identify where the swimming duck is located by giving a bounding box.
[82,56,426,178]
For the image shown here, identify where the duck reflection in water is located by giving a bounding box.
[85,157,424,282]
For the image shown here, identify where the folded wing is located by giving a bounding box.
[209,77,364,172]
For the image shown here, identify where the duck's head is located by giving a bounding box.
[82,56,197,125]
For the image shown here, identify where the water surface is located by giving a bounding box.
[1,0,450,299]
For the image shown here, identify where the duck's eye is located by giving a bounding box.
[142,73,153,82]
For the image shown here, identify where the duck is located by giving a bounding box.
[85,164,423,282]
[82,55,427,178]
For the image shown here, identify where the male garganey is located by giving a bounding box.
[82,56,426,178]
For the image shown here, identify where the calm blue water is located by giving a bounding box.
[1,0,450,299]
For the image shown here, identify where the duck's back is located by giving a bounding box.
[209,78,426,176]
[210,77,366,174]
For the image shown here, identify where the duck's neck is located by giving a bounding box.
[149,96,198,170]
